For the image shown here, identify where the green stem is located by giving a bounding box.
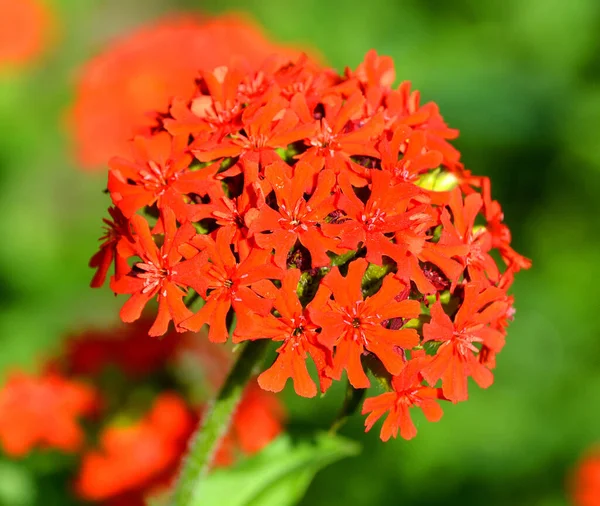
[169,339,271,506]
[329,381,366,434]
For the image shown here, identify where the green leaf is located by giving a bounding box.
[192,433,360,506]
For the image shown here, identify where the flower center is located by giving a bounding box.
[361,208,387,231]
[292,325,304,337]
[279,200,309,231]
[452,328,484,355]
[139,160,178,195]
[398,389,421,406]
[135,261,169,294]
[310,120,339,155]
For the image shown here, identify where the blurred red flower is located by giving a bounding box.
[571,447,600,506]
[76,393,195,505]
[62,320,183,378]
[69,14,310,169]
[0,371,97,456]
[231,382,285,455]
[0,0,54,69]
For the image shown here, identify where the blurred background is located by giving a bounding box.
[0,0,599,505]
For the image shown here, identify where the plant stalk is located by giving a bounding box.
[169,339,271,506]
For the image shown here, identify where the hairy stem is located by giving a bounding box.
[169,339,271,506]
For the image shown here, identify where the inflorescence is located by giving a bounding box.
[91,50,531,441]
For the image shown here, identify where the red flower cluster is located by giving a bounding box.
[69,14,309,169]
[0,320,284,504]
[571,447,600,506]
[0,371,97,456]
[91,49,530,441]
[76,393,196,506]
[0,0,54,69]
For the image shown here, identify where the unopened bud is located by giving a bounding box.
[417,168,458,192]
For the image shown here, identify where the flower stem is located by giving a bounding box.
[329,381,365,434]
[169,339,271,506]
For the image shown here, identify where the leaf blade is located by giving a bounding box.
[193,433,360,506]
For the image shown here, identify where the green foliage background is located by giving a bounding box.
[0,0,599,504]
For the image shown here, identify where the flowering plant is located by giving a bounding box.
[90,49,530,504]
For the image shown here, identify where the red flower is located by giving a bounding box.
[108,132,218,220]
[165,66,246,139]
[321,169,423,266]
[0,0,54,68]
[236,269,333,397]
[247,161,341,268]
[272,54,334,103]
[438,188,500,286]
[63,319,183,378]
[380,126,443,184]
[362,352,444,441]
[310,259,421,388]
[391,202,468,294]
[180,227,282,342]
[89,206,136,288]
[231,382,285,454]
[76,393,195,503]
[386,81,461,167]
[422,283,509,402]
[192,94,317,184]
[353,49,396,89]
[296,92,385,185]
[110,208,203,336]
[189,183,261,258]
[208,381,286,469]
[0,371,97,457]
